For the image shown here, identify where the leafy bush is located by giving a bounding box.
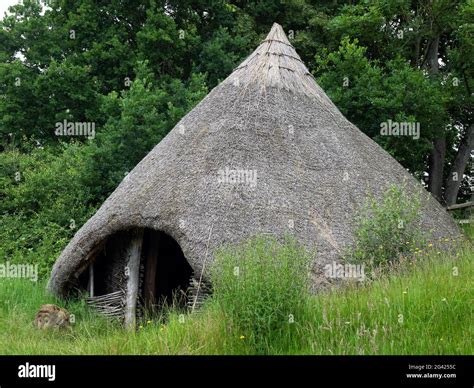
[348,184,428,268]
[210,236,313,353]
[0,146,96,278]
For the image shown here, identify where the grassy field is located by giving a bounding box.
[0,235,472,355]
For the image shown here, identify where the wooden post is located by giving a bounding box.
[124,229,144,330]
[446,201,474,211]
[88,263,94,298]
[143,230,160,308]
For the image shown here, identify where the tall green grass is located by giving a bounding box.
[210,237,313,353]
[0,238,472,355]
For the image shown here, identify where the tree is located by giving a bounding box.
[315,37,446,179]
[319,0,473,204]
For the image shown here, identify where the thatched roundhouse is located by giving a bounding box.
[48,24,459,321]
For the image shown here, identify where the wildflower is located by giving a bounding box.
[240,335,245,340]
[428,243,433,248]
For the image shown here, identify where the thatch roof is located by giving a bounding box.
[48,23,459,296]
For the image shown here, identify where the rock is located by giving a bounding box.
[33,304,71,330]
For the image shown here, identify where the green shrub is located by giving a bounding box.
[0,146,96,279]
[348,184,427,269]
[210,236,313,353]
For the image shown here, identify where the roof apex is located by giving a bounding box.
[263,23,291,46]
[223,22,327,99]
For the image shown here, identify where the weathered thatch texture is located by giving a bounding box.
[48,23,459,296]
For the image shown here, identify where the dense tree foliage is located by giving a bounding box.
[0,0,472,275]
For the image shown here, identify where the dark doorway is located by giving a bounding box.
[79,228,193,316]
[141,229,193,310]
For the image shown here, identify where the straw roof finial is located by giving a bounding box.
[224,23,324,98]
[264,23,291,45]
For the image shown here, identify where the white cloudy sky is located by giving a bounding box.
[0,0,23,18]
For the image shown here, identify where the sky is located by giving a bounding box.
[0,0,23,18]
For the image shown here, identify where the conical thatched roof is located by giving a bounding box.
[48,23,459,296]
